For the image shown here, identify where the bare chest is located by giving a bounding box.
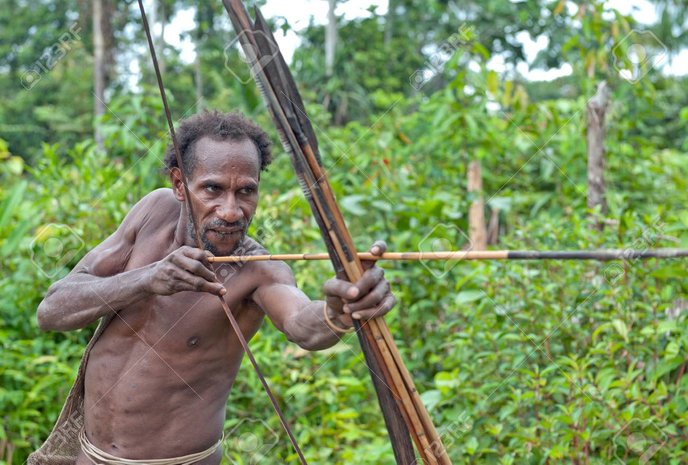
[99,228,266,357]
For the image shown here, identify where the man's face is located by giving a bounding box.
[182,136,260,256]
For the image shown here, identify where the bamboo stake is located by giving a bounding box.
[208,248,688,263]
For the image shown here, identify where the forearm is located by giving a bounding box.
[37,265,153,331]
[284,300,347,351]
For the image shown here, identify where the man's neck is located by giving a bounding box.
[173,205,195,248]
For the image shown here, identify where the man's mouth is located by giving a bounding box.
[208,228,243,238]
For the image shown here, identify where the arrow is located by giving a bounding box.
[207,248,688,263]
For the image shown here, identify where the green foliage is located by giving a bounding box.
[1,1,688,464]
[0,120,166,462]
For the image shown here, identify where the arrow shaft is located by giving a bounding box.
[208,248,688,263]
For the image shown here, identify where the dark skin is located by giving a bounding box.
[37,136,396,464]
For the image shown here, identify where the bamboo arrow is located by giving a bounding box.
[223,2,449,463]
[208,248,688,263]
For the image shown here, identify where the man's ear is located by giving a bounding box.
[170,167,186,202]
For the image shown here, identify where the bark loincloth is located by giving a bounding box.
[79,429,223,465]
[28,314,116,465]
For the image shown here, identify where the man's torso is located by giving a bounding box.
[78,190,268,463]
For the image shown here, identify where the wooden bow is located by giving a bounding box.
[222,2,451,464]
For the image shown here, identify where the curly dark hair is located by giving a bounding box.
[163,110,272,177]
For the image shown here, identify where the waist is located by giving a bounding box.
[80,429,223,465]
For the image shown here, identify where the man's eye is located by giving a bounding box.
[239,187,256,195]
[205,185,219,193]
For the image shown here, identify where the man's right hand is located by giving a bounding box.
[146,246,226,296]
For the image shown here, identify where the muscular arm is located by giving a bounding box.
[250,262,342,350]
[37,189,226,332]
[36,191,159,331]
[251,242,396,351]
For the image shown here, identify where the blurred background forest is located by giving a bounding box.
[1,0,688,463]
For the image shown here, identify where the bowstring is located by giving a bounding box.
[136,2,308,463]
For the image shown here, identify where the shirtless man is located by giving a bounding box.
[36,111,395,464]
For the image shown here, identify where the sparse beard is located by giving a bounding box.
[187,214,247,256]
[202,230,245,256]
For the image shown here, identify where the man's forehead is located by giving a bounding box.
[194,136,258,157]
[193,136,260,174]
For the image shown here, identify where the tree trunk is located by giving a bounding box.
[325,0,337,77]
[487,208,500,245]
[158,0,166,76]
[586,81,610,228]
[468,160,487,250]
[102,0,115,87]
[150,0,166,75]
[384,0,394,45]
[194,47,204,111]
[92,0,105,151]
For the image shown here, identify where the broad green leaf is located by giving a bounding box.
[612,319,629,342]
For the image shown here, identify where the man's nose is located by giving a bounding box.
[216,194,243,223]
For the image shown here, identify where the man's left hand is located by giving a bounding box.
[323,240,396,324]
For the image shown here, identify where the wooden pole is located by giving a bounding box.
[587,81,610,227]
[92,0,105,151]
[467,160,487,250]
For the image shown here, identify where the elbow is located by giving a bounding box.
[299,338,335,352]
[37,302,73,332]
[37,283,58,331]
[36,301,54,331]
[36,286,68,332]
[290,331,336,352]
[283,318,333,352]
[37,279,95,332]
[36,299,66,331]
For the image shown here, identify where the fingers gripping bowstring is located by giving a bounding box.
[136,2,308,463]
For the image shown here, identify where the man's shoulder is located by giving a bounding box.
[239,235,269,256]
[139,188,176,209]
[131,188,178,222]
[117,188,177,239]
[239,236,296,286]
